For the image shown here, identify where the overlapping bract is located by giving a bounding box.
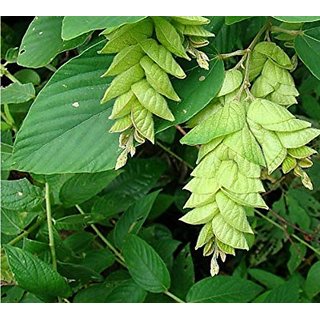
[180,41,320,275]
[100,17,214,169]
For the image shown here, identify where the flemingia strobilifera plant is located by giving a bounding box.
[98,17,320,276]
[180,26,320,275]
[99,16,214,169]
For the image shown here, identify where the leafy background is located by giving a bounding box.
[1,16,320,303]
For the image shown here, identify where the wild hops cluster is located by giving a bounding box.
[180,41,320,275]
[100,16,214,169]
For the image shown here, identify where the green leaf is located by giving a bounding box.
[59,170,120,207]
[100,19,153,54]
[170,244,195,300]
[4,245,72,300]
[225,16,252,25]
[101,64,145,103]
[248,269,285,289]
[131,80,175,121]
[304,261,320,299]
[122,234,171,293]
[295,27,320,80]
[274,16,320,23]
[104,279,147,302]
[263,278,300,302]
[1,208,40,236]
[13,42,121,174]
[1,83,35,105]
[156,58,224,132]
[92,158,166,219]
[103,44,145,76]
[113,190,160,249]
[131,102,155,143]
[62,16,146,40]
[81,249,115,273]
[186,275,263,302]
[181,100,245,145]
[287,243,307,274]
[13,69,41,86]
[17,16,87,68]
[140,55,180,102]
[1,178,43,211]
[139,39,186,79]
[152,17,189,60]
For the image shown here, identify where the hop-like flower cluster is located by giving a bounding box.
[180,41,320,275]
[100,16,214,169]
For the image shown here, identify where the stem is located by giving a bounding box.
[175,125,187,136]
[271,26,303,36]
[45,183,57,270]
[75,205,126,267]
[8,216,46,246]
[218,49,247,60]
[75,205,186,303]
[164,291,185,303]
[254,210,320,256]
[0,65,21,84]
[156,141,194,170]
[45,64,57,72]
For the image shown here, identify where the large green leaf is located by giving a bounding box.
[155,58,224,132]
[4,245,72,300]
[122,234,171,293]
[304,261,320,299]
[295,27,320,80]
[274,16,320,23]
[1,178,44,211]
[248,269,285,289]
[59,170,120,207]
[13,42,121,174]
[62,16,146,40]
[113,190,160,249]
[92,158,166,219]
[17,17,87,68]
[1,83,35,105]
[186,275,263,302]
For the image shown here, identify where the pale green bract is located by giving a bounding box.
[100,16,214,169]
[180,42,319,276]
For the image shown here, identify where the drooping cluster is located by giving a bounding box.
[100,16,214,169]
[180,41,320,275]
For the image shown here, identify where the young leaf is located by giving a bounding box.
[181,100,245,145]
[101,19,153,53]
[122,234,171,293]
[152,16,190,60]
[17,17,87,68]
[101,64,145,103]
[131,102,155,143]
[13,42,121,174]
[139,39,186,79]
[103,44,145,76]
[4,245,72,300]
[140,55,180,102]
[186,276,263,302]
[131,80,175,121]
